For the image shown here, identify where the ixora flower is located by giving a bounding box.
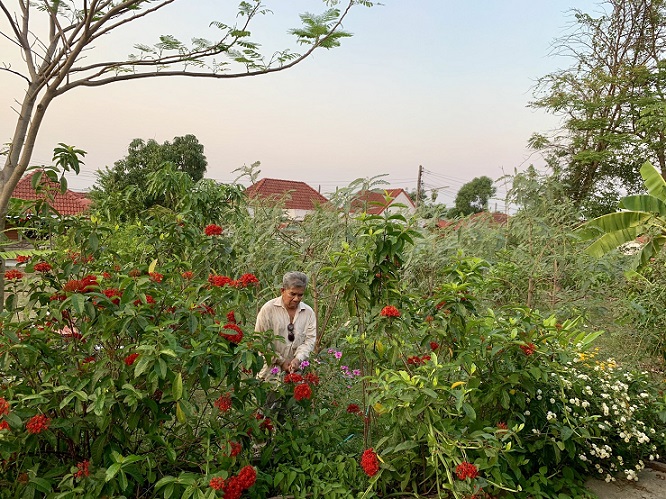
[360,448,380,477]
[236,273,259,287]
[220,323,243,344]
[149,272,163,283]
[0,421,9,431]
[520,343,537,356]
[74,460,90,478]
[284,373,304,384]
[209,476,225,490]
[33,261,52,272]
[209,274,233,287]
[0,397,9,416]
[26,414,51,434]
[455,461,479,480]
[4,269,23,281]
[15,255,29,263]
[347,403,362,414]
[124,353,140,366]
[380,305,400,318]
[204,224,223,236]
[214,393,232,412]
[294,383,312,401]
[181,270,194,280]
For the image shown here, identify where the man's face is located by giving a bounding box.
[281,286,305,310]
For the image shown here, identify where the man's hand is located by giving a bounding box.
[281,360,292,372]
[288,358,301,372]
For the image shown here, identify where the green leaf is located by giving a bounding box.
[70,293,85,314]
[641,161,666,200]
[105,463,122,482]
[172,372,183,401]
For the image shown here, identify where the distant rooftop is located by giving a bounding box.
[245,178,328,211]
[12,171,91,216]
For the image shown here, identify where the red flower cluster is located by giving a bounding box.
[304,372,320,386]
[226,310,237,324]
[496,421,508,430]
[284,373,303,384]
[347,404,361,415]
[181,270,194,280]
[380,305,400,318]
[68,252,94,264]
[82,356,96,364]
[209,476,225,490]
[435,300,447,310]
[124,353,140,366]
[222,465,257,499]
[215,393,232,412]
[294,383,312,401]
[26,414,50,434]
[74,460,90,478]
[209,274,233,287]
[0,421,9,431]
[0,397,9,416]
[104,288,122,305]
[102,271,111,279]
[360,448,380,477]
[204,224,223,236]
[228,441,242,457]
[4,269,23,281]
[429,341,440,351]
[455,461,479,480]
[16,255,29,263]
[220,323,243,344]
[33,261,52,272]
[236,273,259,287]
[129,269,142,277]
[255,413,274,432]
[64,275,98,293]
[407,354,431,365]
[133,295,156,306]
[520,343,536,356]
[149,272,163,283]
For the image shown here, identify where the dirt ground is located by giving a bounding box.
[586,463,666,498]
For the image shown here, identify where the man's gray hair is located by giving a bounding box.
[283,271,308,289]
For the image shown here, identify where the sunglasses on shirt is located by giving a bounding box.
[287,323,295,342]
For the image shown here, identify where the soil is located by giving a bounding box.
[586,463,666,498]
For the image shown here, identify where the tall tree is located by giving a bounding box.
[448,176,496,217]
[0,0,372,229]
[530,0,666,217]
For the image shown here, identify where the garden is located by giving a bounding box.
[1,163,666,499]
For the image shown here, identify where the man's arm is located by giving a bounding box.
[294,310,317,362]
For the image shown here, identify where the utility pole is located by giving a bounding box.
[416,164,423,208]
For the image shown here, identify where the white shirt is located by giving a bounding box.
[255,296,317,379]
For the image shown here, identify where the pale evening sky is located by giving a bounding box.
[1,1,600,210]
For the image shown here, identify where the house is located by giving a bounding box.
[245,178,328,221]
[351,188,416,216]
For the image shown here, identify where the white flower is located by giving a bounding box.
[524,410,531,416]
[582,401,590,408]
[550,398,556,404]
[546,411,557,421]
[579,454,588,462]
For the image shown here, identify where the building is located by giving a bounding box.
[245,178,328,221]
[351,188,416,216]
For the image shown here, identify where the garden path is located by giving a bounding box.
[585,463,666,498]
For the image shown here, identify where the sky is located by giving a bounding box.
[1,0,601,211]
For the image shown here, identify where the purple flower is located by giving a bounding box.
[353,369,361,376]
[300,360,310,369]
[270,366,280,375]
[327,348,334,354]
[334,351,342,359]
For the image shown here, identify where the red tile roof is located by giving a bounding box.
[12,171,91,216]
[351,188,415,215]
[245,178,328,210]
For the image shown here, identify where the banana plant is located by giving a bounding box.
[577,161,666,269]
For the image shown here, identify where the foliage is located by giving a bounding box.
[448,176,496,218]
[529,0,666,217]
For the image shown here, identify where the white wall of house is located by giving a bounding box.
[384,192,416,216]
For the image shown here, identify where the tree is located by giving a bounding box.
[448,176,496,217]
[91,134,207,212]
[529,0,666,217]
[0,0,373,229]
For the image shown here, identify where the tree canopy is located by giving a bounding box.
[529,0,666,217]
[448,176,496,217]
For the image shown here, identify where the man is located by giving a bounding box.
[256,271,316,379]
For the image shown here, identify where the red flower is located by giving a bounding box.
[380,305,400,318]
[497,421,508,430]
[0,421,9,431]
[26,414,50,434]
[220,323,243,344]
[223,477,243,499]
[214,393,232,412]
[421,354,431,362]
[520,343,536,356]
[129,269,142,278]
[209,476,225,490]
[204,224,223,236]
[226,310,237,324]
[33,261,52,272]
[237,465,257,489]
[124,353,139,366]
[294,383,312,401]
[209,274,232,287]
[102,271,111,279]
[0,397,9,416]
[407,355,423,365]
[149,272,163,283]
[229,441,242,457]
[347,403,361,414]
[284,373,304,384]
[133,295,155,306]
[429,341,440,351]
[181,271,194,280]
[304,372,320,386]
[360,448,380,477]
[16,255,29,263]
[4,269,23,281]
[104,288,122,305]
[74,460,90,478]
[237,273,259,287]
[455,461,479,480]
[82,356,96,364]
[425,315,434,323]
